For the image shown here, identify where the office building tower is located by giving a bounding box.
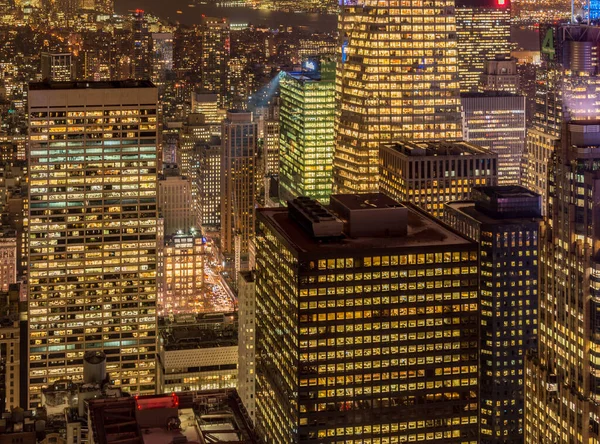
[379,140,498,218]
[279,62,335,204]
[444,186,542,444]
[255,194,479,443]
[151,32,173,84]
[522,23,600,213]
[191,92,221,124]
[158,232,204,315]
[0,285,21,413]
[480,57,520,93]
[27,80,159,408]
[333,0,463,193]
[132,10,151,80]
[201,17,230,108]
[41,52,74,82]
[455,0,511,93]
[157,313,238,393]
[461,92,526,184]
[237,271,256,423]
[524,121,600,443]
[158,166,194,236]
[179,113,215,178]
[590,0,600,21]
[194,138,221,231]
[221,111,257,263]
[0,232,16,291]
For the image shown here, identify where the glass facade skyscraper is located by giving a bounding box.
[279,62,336,204]
[27,80,159,408]
[333,0,463,194]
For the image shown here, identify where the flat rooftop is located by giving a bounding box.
[446,201,542,225]
[160,312,237,351]
[332,193,403,211]
[258,201,473,255]
[382,140,492,157]
[29,80,155,90]
[89,390,258,444]
[474,185,539,200]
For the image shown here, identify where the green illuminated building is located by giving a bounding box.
[279,61,335,204]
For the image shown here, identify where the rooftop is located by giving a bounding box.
[88,390,258,444]
[445,201,542,225]
[29,80,155,90]
[382,140,493,157]
[258,194,474,256]
[160,312,237,351]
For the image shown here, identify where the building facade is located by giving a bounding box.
[279,63,335,204]
[444,186,541,444]
[220,111,257,263]
[237,271,256,423]
[0,232,16,291]
[455,0,511,93]
[522,24,600,210]
[333,0,463,193]
[524,121,600,443]
[201,17,230,108]
[158,232,204,315]
[379,140,498,218]
[255,194,479,443]
[461,92,526,185]
[41,52,74,82]
[27,80,159,408]
[193,138,221,230]
[157,168,195,236]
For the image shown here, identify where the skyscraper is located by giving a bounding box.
[461,92,526,184]
[220,111,257,264]
[255,194,479,443]
[279,61,335,204]
[27,80,159,408]
[379,140,498,218]
[522,24,600,210]
[444,186,542,444]
[194,138,221,231]
[524,121,600,443]
[455,0,511,93]
[41,52,74,82]
[201,17,230,108]
[333,0,463,193]
[151,32,174,84]
[157,165,194,236]
[132,10,150,80]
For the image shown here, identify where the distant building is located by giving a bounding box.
[158,232,205,315]
[444,186,542,444]
[41,52,74,81]
[193,137,221,230]
[220,110,257,265]
[279,61,335,204]
[455,0,512,92]
[237,271,256,423]
[151,32,173,84]
[157,313,237,393]
[255,194,480,443]
[158,167,195,236]
[200,17,230,108]
[380,140,498,218]
[461,92,526,184]
[0,284,21,413]
[132,10,150,80]
[334,0,462,193]
[0,231,16,291]
[480,57,520,93]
